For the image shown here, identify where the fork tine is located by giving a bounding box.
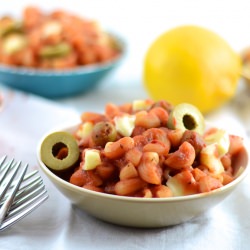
[0,173,42,206]
[0,160,19,200]
[0,155,7,169]
[8,187,47,216]
[0,158,15,186]
[7,170,39,190]
[0,163,28,226]
[0,190,48,231]
[10,171,41,198]
[12,178,43,203]
[10,182,45,211]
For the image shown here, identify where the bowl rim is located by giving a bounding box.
[0,32,126,76]
[37,121,250,203]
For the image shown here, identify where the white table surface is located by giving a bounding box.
[1,1,250,249]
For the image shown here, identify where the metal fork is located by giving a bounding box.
[0,155,49,231]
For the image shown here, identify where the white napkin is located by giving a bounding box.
[0,88,250,250]
[0,89,79,163]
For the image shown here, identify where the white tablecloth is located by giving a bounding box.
[0,86,250,250]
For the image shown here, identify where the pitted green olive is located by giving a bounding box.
[40,131,80,171]
[39,42,71,58]
[0,17,23,37]
[167,103,205,135]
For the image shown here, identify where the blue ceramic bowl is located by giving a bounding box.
[0,34,125,98]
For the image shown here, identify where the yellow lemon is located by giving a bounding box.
[143,25,242,114]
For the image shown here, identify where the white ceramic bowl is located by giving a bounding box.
[37,122,249,228]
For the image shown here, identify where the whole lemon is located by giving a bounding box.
[143,25,242,114]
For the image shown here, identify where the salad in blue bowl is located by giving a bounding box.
[0,6,125,98]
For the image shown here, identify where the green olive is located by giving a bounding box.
[39,42,71,58]
[167,103,205,135]
[0,17,23,37]
[40,131,80,171]
[91,121,117,147]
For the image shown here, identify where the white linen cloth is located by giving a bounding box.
[0,86,250,250]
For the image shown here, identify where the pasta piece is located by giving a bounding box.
[81,112,107,123]
[228,135,244,155]
[192,167,206,182]
[135,111,161,129]
[167,169,198,196]
[137,152,162,185]
[143,140,170,156]
[221,154,232,172]
[96,163,117,181]
[105,103,122,119]
[221,172,234,185]
[151,185,173,198]
[164,141,195,169]
[143,128,170,145]
[104,137,134,159]
[167,128,184,149]
[133,134,148,149]
[125,147,142,167]
[70,168,103,187]
[198,175,223,193]
[119,162,138,180]
[114,178,147,196]
[69,168,86,187]
[148,107,169,126]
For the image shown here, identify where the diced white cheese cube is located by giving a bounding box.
[82,149,101,170]
[166,177,185,197]
[200,144,224,175]
[76,122,94,139]
[42,21,62,38]
[3,34,26,55]
[204,129,230,157]
[166,170,197,196]
[132,100,152,112]
[114,115,136,137]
